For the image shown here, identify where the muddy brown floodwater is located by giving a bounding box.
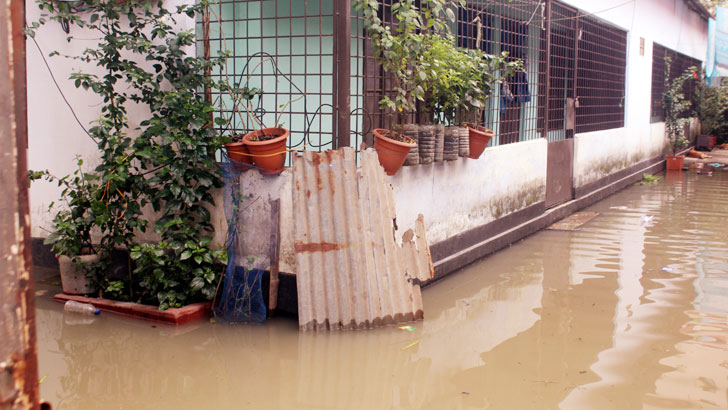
[34,168,728,410]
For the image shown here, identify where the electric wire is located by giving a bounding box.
[29,32,96,142]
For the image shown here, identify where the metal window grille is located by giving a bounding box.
[651,43,701,123]
[352,0,547,147]
[575,15,627,133]
[545,2,576,141]
[199,0,338,166]
[201,0,633,161]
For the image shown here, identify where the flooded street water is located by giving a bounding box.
[34,168,728,410]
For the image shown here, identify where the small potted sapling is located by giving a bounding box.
[663,57,698,171]
[216,55,304,175]
[31,158,102,295]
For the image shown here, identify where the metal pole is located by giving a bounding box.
[1,0,40,407]
[543,0,552,138]
[333,0,352,149]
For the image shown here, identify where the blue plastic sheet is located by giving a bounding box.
[706,7,728,84]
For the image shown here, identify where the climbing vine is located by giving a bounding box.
[28,0,227,308]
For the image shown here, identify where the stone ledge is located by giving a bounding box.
[54,293,211,325]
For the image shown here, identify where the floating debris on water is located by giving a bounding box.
[640,215,654,226]
[661,266,675,272]
[398,325,415,332]
[401,340,420,350]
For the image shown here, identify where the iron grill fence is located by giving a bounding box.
[575,15,627,134]
[201,0,631,160]
[651,43,701,123]
[200,0,337,166]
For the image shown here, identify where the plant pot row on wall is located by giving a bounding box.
[373,124,496,176]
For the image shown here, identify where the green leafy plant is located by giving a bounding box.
[28,0,228,309]
[461,48,522,127]
[696,78,728,143]
[30,158,100,258]
[422,34,471,125]
[130,239,226,310]
[663,57,698,155]
[353,0,462,132]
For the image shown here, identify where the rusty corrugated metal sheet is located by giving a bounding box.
[293,147,432,331]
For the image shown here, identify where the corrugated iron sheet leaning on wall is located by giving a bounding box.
[293,147,434,331]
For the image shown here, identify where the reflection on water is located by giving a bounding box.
[35,169,728,409]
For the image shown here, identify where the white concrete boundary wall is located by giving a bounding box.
[389,139,547,245]
[561,0,707,189]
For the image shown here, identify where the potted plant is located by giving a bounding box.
[421,34,469,162]
[696,74,728,148]
[31,160,102,295]
[218,85,261,171]
[354,0,455,175]
[663,57,698,171]
[461,49,522,159]
[215,56,302,175]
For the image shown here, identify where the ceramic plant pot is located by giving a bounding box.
[373,128,416,176]
[242,127,290,175]
[224,138,254,171]
[58,254,100,295]
[467,126,496,159]
[665,155,685,171]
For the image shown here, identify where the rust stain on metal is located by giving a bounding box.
[294,241,348,253]
[293,147,432,331]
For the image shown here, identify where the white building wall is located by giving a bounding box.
[25,0,196,238]
[561,0,708,188]
[25,0,708,267]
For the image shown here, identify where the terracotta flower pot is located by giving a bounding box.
[467,126,495,159]
[58,254,100,295]
[373,128,416,176]
[224,139,254,171]
[242,127,290,175]
[665,155,685,171]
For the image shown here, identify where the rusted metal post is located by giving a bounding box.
[1,0,40,407]
[333,0,352,149]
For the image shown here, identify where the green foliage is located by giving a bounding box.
[663,57,698,155]
[29,0,227,309]
[697,80,728,143]
[355,1,521,128]
[353,0,462,128]
[34,158,100,258]
[130,240,226,309]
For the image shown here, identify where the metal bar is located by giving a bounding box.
[333,0,352,149]
[543,0,552,137]
[1,0,40,408]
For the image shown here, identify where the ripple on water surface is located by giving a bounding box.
[35,170,728,410]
